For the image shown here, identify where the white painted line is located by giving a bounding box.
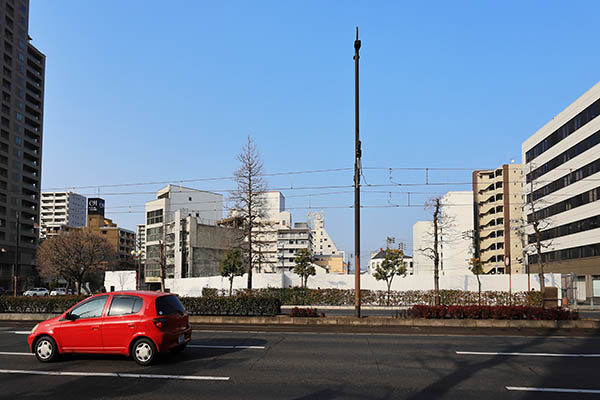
[189,345,265,349]
[194,329,600,340]
[0,369,230,381]
[506,386,600,394]
[12,331,31,335]
[457,351,600,357]
[0,352,33,356]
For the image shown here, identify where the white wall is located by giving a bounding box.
[441,191,474,276]
[162,272,561,297]
[104,271,137,291]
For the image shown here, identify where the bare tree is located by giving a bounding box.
[419,196,454,305]
[525,179,553,295]
[230,135,267,289]
[37,230,117,295]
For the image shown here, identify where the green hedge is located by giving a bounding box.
[0,294,281,316]
[180,295,281,316]
[205,288,543,307]
[0,295,87,313]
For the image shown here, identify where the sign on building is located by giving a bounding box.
[88,198,105,216]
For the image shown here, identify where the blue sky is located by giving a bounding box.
[31,1,600,265]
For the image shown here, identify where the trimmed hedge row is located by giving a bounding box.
[0,294,281,316]
[180,296,281,316]
[203,288,543,307]
[410,305,578,320]
[0,295,87,313]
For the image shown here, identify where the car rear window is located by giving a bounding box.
[108,295,143,316]
[155,295,185,316]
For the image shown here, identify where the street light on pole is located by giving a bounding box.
[353,26,362,318]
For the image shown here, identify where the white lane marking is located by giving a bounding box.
[0,352,33,356]
[194,329,600,340]
[12,331,31,335]
[506,386,600,394]
[189,345,265,349]
[457,351,600,357]
[0,369,230,381]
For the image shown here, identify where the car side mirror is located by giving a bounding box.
[65,312,78,321]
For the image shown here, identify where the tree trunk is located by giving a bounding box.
[477,274,481,305]
[433,203,440,306]
[229,276,234,296]
[387,280,392,306]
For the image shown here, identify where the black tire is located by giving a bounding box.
[34,335,59,363]
[169,343,187,354]
[132,338,157,366]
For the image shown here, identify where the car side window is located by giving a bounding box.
[108,295,143,317]
[69,296,108,320]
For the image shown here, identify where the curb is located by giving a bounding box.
[2,313,598,329]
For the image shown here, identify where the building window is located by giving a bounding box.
[146,209,163,225]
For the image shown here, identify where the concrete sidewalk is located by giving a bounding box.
[1,312,598,330]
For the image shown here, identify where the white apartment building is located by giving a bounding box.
[144,185,223,283]
[522,81,600,303]
[412,221,433,276]
[277,222,312,271]
[253,192,291,272]
[40,192,86,238]
[311,212,341,257]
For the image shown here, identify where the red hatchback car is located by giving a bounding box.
[28,291,192,365]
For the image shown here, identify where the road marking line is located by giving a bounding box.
[506,386,600,394]
[0,352,33,356]
[189,345,265,349]
[12,331,31,335]
[457,351,600,357]
[193,329,599,340]
[0,369,230,381]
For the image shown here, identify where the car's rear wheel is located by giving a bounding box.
[35,336,58,362]
[132,338,157,366]
[169,343,187,354]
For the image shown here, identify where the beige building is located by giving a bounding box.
[472,164,524,274]
[313,254,346,274]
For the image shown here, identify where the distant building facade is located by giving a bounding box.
[40,191,86,239]
[144,185,223,283]
[473,164,525,274]
[277,222,312,271]
[522,81,600,303]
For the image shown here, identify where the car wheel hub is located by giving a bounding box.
[135,343,152,362]
[37,340,52,359]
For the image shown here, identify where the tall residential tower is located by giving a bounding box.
[0,0,45,290]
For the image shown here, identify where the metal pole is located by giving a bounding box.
[13,213,19,297]
[353,27,362,318]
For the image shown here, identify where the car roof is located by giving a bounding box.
[105,290,172,298]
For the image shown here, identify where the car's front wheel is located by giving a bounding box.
[35,335,58,362]
[132,338,157,366]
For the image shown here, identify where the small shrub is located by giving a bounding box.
[289,307,324,317]
[409,305,578,320]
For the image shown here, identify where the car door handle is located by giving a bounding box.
[128,324,135,328]
[91,326,99,331]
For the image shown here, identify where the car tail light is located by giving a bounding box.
[153,317,167,329]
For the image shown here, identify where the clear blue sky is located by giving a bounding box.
[31,1,600,266]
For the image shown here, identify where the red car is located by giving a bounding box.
[28,291,192,365]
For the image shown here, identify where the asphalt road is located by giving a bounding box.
[1,322,599,399]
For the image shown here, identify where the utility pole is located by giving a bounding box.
[353,27,362,318]
[13,213,19,297]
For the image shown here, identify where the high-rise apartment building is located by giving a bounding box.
[0,0,45,290]
[522,82,600,303]
[39,192,86,238]
[472,164,524,274]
